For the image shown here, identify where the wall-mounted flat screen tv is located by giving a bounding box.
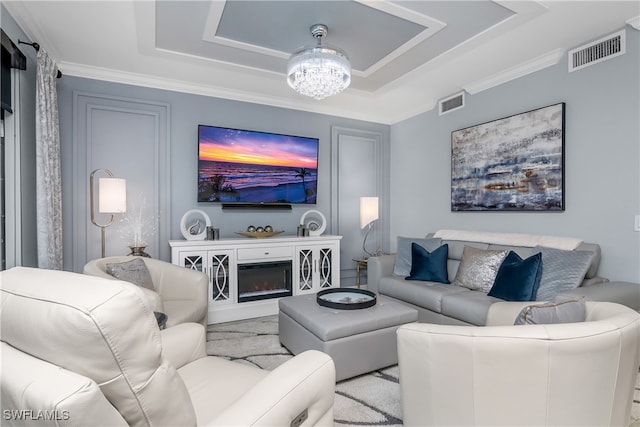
[198,125,319,205]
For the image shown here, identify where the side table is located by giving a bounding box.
[353,258,368,289]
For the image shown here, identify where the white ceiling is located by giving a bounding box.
[4,0,639,124]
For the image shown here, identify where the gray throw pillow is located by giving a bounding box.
[393,237,442,276]
[514,298,586,325]
[452,246,508,292]
[533,246,594,301]
[106,258,154,290]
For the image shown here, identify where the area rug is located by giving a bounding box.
[207,316,640,427]
[206,316,401,426]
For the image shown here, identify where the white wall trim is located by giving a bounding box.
[463,48,564,95]
[627,16,640,30]
[3,70,22,268]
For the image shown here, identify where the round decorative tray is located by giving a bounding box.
[316,288,377,310]
[236,231,284,238]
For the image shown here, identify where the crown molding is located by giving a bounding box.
[627,16,640,30]
[463,48,564,95]
[2,0,63,61]
[57,61,398,124]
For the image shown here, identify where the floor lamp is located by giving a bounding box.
[360,196,379,258]
[90,169,126,258]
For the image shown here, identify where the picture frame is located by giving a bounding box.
[451,102,565,212]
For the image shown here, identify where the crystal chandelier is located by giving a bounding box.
[287,24,351,100]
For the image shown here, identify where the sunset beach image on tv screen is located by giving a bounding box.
[198,125,319,204]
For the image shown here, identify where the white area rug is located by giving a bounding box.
[206,316,401,426]
[207,316,640,427]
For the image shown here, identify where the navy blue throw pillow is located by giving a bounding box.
[488,251,543,301]
[406,243,450,284]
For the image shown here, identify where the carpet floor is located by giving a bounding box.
[207,315,640,427]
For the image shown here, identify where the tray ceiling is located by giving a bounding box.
[4,1,639,124]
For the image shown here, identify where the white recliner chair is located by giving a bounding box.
[397,300,640,426]
[0,267,336,426]
[84,256,208,327]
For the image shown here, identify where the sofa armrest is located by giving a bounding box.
[208,350,335,427]
[367,254,396,294]
[83,260,165,313]
[150,261,208,304]
[135,286,165,313]
[557,281,640,311]
[161,323,207,369]
[486,281,640,325]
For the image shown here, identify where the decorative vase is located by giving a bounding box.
[128,245,151,258]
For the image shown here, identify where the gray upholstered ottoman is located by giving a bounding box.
[279,293,418,381]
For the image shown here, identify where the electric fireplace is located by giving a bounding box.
[237,260,293,303]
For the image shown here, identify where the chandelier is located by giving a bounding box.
[287,24,351,100]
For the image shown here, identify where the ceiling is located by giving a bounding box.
[4,1,639,124]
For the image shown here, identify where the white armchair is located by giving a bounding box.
[1,267,336,426]
[84,256,208,327]
[397,301,640,426]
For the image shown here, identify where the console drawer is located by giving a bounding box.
[237,246,293,261]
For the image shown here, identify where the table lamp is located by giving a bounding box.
[90,169,126,257]
[360,196,379,257]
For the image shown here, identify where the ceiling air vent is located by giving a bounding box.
[439,91,465,115]
[569,30,625,72]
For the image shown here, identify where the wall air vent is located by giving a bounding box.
[569,30,625,72]
[439,91,465,115]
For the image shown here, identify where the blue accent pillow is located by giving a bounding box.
[405,243,450,284]
[488,251,542,301]
[393,237,442,276]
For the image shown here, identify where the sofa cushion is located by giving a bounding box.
[0,267,197,427]
[514,299,587,325]
[393,237,442,276]
[441,240,490,282]
[179,356,268,425]
[441,290,502,325]
[487,244,534,259]
[379,276,468,313]
[434,229,583,249]
[105,257,154,290]
[488,251,543,301]
[406,243,449,284]
[452,246,508,292]
[533,246,594,301]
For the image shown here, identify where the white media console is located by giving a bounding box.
[170,235,342,324]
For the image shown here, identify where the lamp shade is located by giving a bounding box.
[360,197,379,229]
[98,178,126,213]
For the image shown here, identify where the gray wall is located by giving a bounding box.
[390,27,640,282]
[56,76,390,279]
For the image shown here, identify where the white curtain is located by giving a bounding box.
[35,49,62,269]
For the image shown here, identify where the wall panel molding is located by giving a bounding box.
[330,126,384,285]
[70,91,170,271]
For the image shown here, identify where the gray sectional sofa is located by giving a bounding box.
[368,230,640,325]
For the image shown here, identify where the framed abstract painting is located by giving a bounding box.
[451,103,565,211]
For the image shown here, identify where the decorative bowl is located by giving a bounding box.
[236,231,284,238]
[316,288,377,310]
